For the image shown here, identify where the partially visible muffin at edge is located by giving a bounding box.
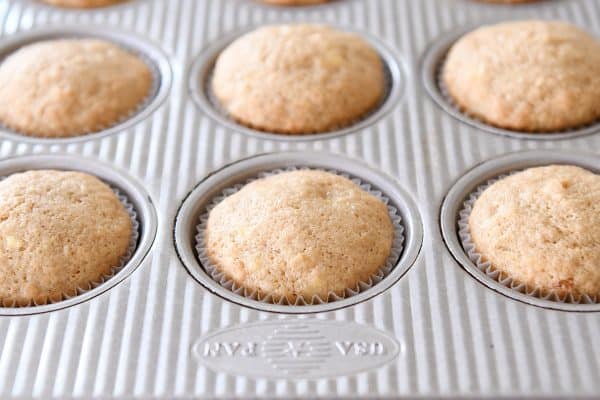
[0,170,133,306]
[443,20,600,132]
[468,165,600,298]
[204,170,394,301]
[40,0,125,8]
[0,39,153,138]
[211,24,385,135]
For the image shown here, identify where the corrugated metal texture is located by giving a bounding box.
[0,0,596,397]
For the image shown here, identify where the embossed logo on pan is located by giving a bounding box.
[191,320,402,378]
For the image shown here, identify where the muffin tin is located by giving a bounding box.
[0,0,599,398]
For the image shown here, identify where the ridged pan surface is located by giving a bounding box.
[0,0,598,398]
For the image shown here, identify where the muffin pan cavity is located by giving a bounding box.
[174,151,423,313]
[0,154,157,316]
[0,25,172,143]
[422,25,600,140]
[441,150,600,312]
[188,25,405,141]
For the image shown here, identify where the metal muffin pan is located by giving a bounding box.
[174,151,423,314]
[188,24,406,141]
[0,25,172,144]
[0,154,157,316]
[421,23,600,141]
[0,0,599,398]
[440,150,600,312]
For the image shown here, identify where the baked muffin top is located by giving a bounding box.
[41,0,125,8]
[204,170,394,301]
[0,39,152,138]
[443,21,600,132]
[0,170,133,306]
[468,165,600,297]
[211,24,385,134]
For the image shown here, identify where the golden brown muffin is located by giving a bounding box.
[0,170,133,306]
[443,21,600,132]
[41,0,125,8]
[205,170,394,301]
[212,24,385,134]
[0,39,152,138]
[469,165,600,298]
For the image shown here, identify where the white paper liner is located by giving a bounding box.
[194,167,405,306]
[204,55,393,135]
[436,52,600,135]
[0,184,140,308]
[458,172,599,305]
[0,36,160,139]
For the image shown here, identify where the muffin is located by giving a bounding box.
[211,24,385,134]
[0,170,133,306]
[261,0,329,4]
[468,165,600,298]
[41,0,125,8]
[443,21,600,132]
[204,170,394,301]
[0,39,152,138]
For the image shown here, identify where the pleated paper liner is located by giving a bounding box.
[195,166,405,306]
[458,172,599,305]
[0,185,140,308]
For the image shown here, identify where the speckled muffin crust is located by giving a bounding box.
[443,21,600,132]
[0,170,133,306]
[204,170,394,301]
[468,165,600,298]
[0,39,152,138]
[41,0,125,8]
[211,24,385,134]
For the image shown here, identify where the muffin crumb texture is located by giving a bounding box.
[0,39,152,138]
[0,170,133,306]
[205,170,394,301]
[469,165,600,298]
[443,20,600,132]
[212,24,385,135]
